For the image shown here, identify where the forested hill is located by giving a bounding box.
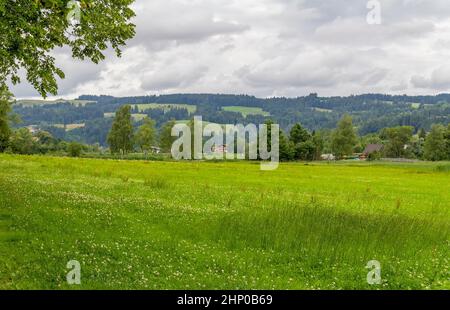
[13,93,450,146]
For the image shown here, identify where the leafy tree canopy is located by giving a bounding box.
[159,120,177,153]
[381,126,414,158]
[423,124,447,161]
[107,105,134,154]
[0,0,135,97]
[135,117,156,152]
[0,86,12,151]
[290,123,311,144]
[331,114,358,158]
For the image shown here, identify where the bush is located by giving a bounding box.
[367,151,382,161]
[67,142,82,157]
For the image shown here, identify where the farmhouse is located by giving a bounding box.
[321,154,335,161]
[360,144,384,160]
[151,146,161,154]
[213,144,228,154]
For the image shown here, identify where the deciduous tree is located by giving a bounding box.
[107,105,134,155]
[160,120,177,153]
[10,128,35,154]
[381,126,414,158]
[0,0,135,98]
[0,86,12,152]
[135,117,156,155]
[423,124,447,161]
[331,115,358,159]
[290,123,311,145]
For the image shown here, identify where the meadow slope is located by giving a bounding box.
[0,155,449,289]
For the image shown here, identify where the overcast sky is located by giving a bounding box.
[10,0,450,99]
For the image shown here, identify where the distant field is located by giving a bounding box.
[174,120,237,133]
[175,119,225,127]
[0,155,448,290]
[53,123,86,131]
[15,99,95,106]
[222,106,270,117]
[131,114,148,121]
[104,113,148,121]
[134,103,197,114]
[313,107,333,113]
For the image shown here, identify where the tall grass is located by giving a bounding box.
[0,154,448,289]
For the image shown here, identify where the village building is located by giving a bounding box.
[151,146,161,154]
[360,144,384,160]
[321,154,336,161]
[213,144,228,154]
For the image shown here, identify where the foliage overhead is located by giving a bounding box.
[0,0,136,98]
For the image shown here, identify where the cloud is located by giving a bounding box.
[140,64,209,91]
[10,0,450,98]
[130,0,250,46]
[314,18,435,46]
[411,65,450,90]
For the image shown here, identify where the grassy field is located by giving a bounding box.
[313,107,333,113]
[15,99,95,106]
[104,113,148,121]
[0,155,448,290]
[222,106,270,117]
[53,124,86,132]
[134,103,197,114]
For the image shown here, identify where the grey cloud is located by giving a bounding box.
[130,0,249,46]
[411,66,450,90]
[314,18,435,46]
[141,64,209,91]
[11,0,450,98]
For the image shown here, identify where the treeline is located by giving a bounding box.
[106,105,175,155]
[104,105,450,162]
[3,92,450,161]
[1,127,98,157]
[1,104,449,162]
[11,93,450,147]
[277,117,450,162]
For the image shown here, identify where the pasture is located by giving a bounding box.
[53,123,86,132]
[222,106,271,117]
[0,155,448,289]
[15,99,95,107]
[134,103,197,114]
[104,113,148,121]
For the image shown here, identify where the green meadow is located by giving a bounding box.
[134,103,197,114]
[222,106,270,117]
[104,113,148,121]
[15,99,95,106]
[0,155,448,290]
[53,123,86,132]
